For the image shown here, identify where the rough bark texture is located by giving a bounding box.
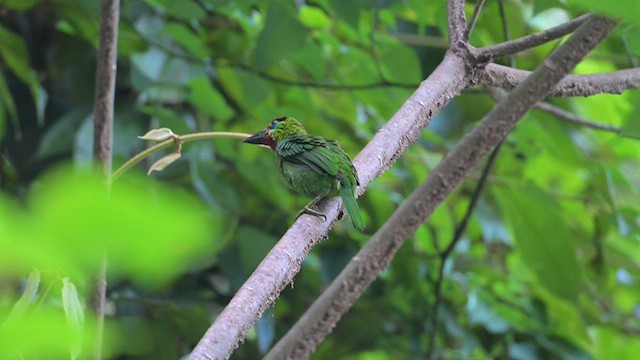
[479,64,640,96]
[93,0,120,176]
[91,1,119,359]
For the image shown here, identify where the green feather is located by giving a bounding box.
[340,183,365,231]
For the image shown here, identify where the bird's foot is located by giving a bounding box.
[296,206,327,222]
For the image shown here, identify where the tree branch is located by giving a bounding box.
[188,51,470,360]
[93,0,119,176]
[90,0,120,359]
[472,14,589,63]
[535,100,621,133]
[463,0,486,43]
[447,0,467,46]
[488,87,621,133]
[261,14,617,360]
[478,63,640,96]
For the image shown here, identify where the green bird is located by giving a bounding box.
[244,116,365,231]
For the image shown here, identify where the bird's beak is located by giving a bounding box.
[243,130,269,145]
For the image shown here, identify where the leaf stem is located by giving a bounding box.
[111,132,253,182]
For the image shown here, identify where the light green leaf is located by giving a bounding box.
[592,326,640,359]
[567,0,640,24]
[188,77,235,122]
[163,23,209,59]
[299,5,332,29]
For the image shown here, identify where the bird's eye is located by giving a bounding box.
[270,118,283,129]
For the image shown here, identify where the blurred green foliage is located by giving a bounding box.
[1,0,640,359]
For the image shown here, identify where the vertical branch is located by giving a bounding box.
[91,0,120,359]
[93,0,120,177]
[463,0,486,42]
[447,0,467,46]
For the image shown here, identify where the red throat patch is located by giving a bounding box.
[265,133,276,150]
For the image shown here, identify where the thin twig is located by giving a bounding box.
[472,14,589,63]
[447,0,467,46]
[463,0,486,42]
[426,141,503,359]
[496,0,516,68]
[111,132,251,182]
[488,87,622,133]
[535,101,621,133]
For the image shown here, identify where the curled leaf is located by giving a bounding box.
[147,152,181,175]
[137,128,175,142]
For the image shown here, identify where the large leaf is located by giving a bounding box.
[494,184,582,303]
[0,24,45,125]
[253,3,307,71]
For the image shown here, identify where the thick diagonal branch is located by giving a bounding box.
[263,14,616,360]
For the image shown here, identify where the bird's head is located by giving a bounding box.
[244,116,307,150]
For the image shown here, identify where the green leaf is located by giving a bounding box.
[218,67,271,111]
[378,41,421,84]
[328,0,362,28]
[0,24,45,125]
[0,167,216,286]
[621,102,640,139]
[163,23,209,59]
[6,269,40,323]
[161,0,206,20]
[299,5,332,29]
[494,183,582,303]
[3,0,41,10]
[593,326,640,360]
[188,77,235,122]
[567,0,640,24]
[61,278,84,359]
[254,3,307,71]
[0,68,17,138]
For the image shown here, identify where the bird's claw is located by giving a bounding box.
[297,206,327,222]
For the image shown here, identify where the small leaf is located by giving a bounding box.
[138,128,175,142]
[148,152,181,175]
[62,278,84,327]
[6,269,40,323]
[62,278,84,359]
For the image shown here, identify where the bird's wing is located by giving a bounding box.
[275,135,340,176]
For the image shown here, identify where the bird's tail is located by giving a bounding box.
[340,186,365,231]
